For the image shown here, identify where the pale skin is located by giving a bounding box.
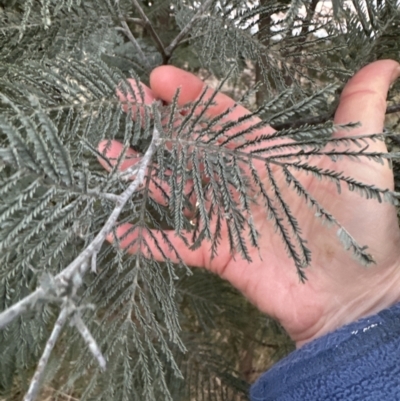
[98,59,400,348]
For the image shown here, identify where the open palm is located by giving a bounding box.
[99,60,400,346]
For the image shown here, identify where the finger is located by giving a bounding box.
[97,139,197,211]
[116,79,157,120]
[117,78,187,145]
[149,65,276,144]
[98,139,141,172]
[107,222,206,267]
[334,59,400,153]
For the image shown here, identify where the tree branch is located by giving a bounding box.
[130,0,168,64]
[23,307,69,401]
[24,301,107,401]
[125,17,146,27]
[117,21,152,71]
[165,0,214,57]
[0,126,160,330]
[387,103,400,115]
[71,313,106,370]
[300,0,320,38]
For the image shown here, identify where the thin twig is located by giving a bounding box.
[71,313,106,370]
[387,103,400,115]
[125,17,146,27]
[0,127,160,330]
[91,252,97,274]
[165,0,214,57]
[271,111,334,130]
[23,307,69,401]
[0,23,42,31]
[298,0,320,39]
[130,0,168,64]
[271,103,400,130]
[117,21,152,71]
[94,192,120,202]
[41,386,80,401]
[86,190,119,202]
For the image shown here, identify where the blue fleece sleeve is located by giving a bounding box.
[250,302,400,401]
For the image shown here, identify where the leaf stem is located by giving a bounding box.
[271,103,400,130]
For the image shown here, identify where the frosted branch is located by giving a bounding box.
[71,313,106,371]
[23,307,69,401]
[85,189,120,202]
[0,126,160,330]
[91,252,97,273]
[23,302,107,401]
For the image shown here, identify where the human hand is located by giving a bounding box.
[98,60,400,347]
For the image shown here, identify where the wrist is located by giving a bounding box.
[295,258,400,348]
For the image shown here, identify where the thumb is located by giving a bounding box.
[333,59,400,153]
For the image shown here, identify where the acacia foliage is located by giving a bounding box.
[0,0,399,400]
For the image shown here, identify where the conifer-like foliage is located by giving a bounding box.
[0,0,399,400]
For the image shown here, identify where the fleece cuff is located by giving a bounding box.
[250,302,400,400]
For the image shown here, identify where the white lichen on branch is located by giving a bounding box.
[23,307,69,401]
[0,123,161,401]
